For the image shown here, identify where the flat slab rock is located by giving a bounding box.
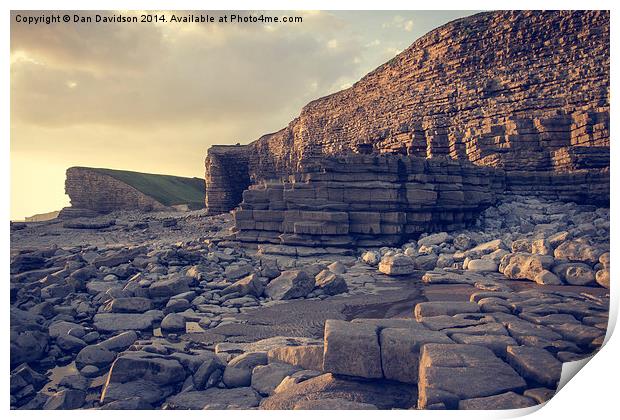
[93,312,162,332]
[292,398,378,410]
[506,346,562,388]
[418,343,527,409]
[414,301,481,321]
[260,373,416,410]
[165,387,261,409]
[458,391,537,410]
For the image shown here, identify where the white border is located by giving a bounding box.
[3,1,618,419]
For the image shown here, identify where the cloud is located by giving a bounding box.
[382,15,414,32]
[10,10,362,129]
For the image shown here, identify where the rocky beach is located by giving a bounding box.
[10,194,610,409]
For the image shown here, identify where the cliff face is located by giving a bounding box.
[64,167,206,214]
[205,10,609,214]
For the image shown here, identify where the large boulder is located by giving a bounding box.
[148,276,190,299]
[221,273,264,297]
[223,352,269,388]
[552,263,596,286]
[10,308,49,368]
[160,313,186,333]
[251,363,301,396]
[554,240,604,264]
[264,270,314,300]
[106,351,186,385]
[418,232,451,247]
[378,254,415,276]
[315,270,348,295]
[322,320,382,379]
[361,251,380,266]
[93,311,162,332]
[502,253,561,285]
[43,389,86,410]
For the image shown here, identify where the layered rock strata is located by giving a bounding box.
[205,10,609,214]
[63,167,205,215]
[232,154,500,248]
[204,145,251,215]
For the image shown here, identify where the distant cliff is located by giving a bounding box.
[205,10,609,214]
[64,167,206,214]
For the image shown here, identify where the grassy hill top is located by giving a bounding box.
[81,167,206,210]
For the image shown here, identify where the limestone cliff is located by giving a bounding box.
[64,167,206,214]
[205,10,609,214]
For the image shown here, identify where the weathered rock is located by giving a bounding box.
[533,270,563,286]
[160,313,186,333]
[523,387,556,404]
[59,374,90,391]
[93,312,161,332]
[49,321,84,339]
[104,297,153,313]
[554,240,604,264]
[419,232,450,246]
[553,263,596,286]
[225,264,254,280]
[418,343,527,409]
[506,346,562,388]
[165,387,261,409]
[549,323,603,347]
[106,352,186,385]
[414,301,480,321]
[260,373,416,410]
[450,334,517,357]
[148,277,190,299]
[267,345,324,371]
[503,253,558,284]
[76,345,116,369]
[459,391,537,410]
[223,352,269,388]
[315,270,348,295]
[322,320,382,379]
[264,270,314,300]
[415,254,439,271]
[596,269,610,288]
[467,259,499,272]
[251,363,301,396]
[380,327,453,384]
[100,397,153,409]
[378,254,415,276]
[43,389,86,410]
[56,334,87,352]
[100,379,175,405]
[222,273,264,297]
[361,251,380,266]
[293,398,378,410]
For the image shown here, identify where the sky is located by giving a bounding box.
[10,10,478,220]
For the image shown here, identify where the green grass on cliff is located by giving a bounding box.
[89,167,206,210]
